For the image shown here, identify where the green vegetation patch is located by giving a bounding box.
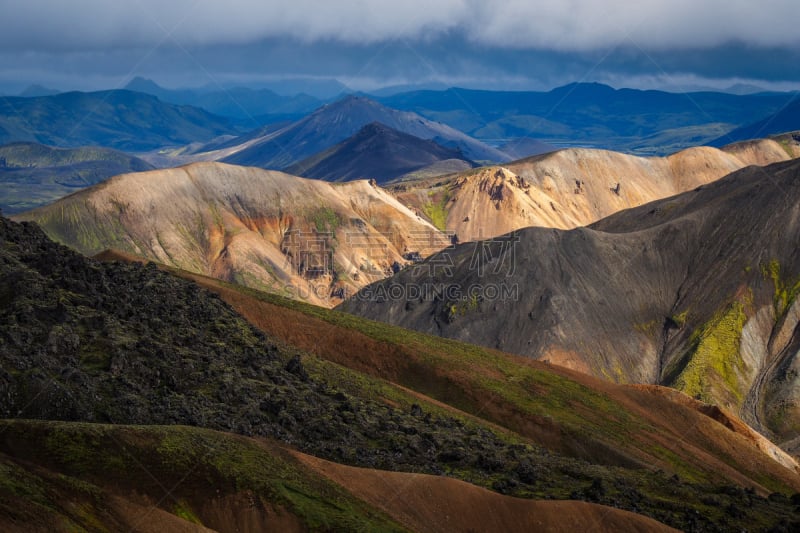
[762,259,800,322]
[674,301,747,405]
[310,206,342,234]
[421,188,451,231]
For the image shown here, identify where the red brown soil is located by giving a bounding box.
[295,451,678,533]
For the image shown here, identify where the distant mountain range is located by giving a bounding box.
[285,122,475,183]
[123,76,321,123]
[0,89,237,151]
[0,142,153,213]
[711,98,800,146]
[378,83,798,155]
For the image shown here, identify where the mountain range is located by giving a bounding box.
[3,212,800,531]
[6,75,800,531]
[391,135,798,238]
[712,100,800,146]
[340,156,800,450]
[219,95,510,169]
[123,76,322,123]
[379,83,799,155]
[20,138,797,309]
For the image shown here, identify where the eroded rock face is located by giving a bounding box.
[342,159,800,446]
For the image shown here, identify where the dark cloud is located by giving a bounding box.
[0,1,798,93]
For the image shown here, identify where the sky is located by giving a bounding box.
[1,0,799,95]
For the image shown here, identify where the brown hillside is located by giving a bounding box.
[296,452,678,533]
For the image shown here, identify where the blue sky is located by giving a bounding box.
[1,0,798,94]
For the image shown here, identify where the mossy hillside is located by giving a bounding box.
[5,419,795,533]
[673,301,748,407]
[310,206,342,234]
[3,215,710,522]
[0,420,407,532]
[217,281,641,443]
[30,200,133,256]
[0,453,108,531]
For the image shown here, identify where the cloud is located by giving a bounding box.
[2,0,799,52]
[1,1,798,94]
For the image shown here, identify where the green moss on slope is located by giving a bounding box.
[762,259,800,321]
[674,301,747,406]
[421,188,451,231]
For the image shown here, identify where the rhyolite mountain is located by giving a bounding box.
[340,157,800,449]
[285,122,475,183]
[0,142,154,213]
[379,83,797,155]
[391,135,798,238]
[220,95,509,169]
[0,90,237,151]
[14,162,450,307]
[2,213,800,531]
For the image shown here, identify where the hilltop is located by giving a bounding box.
[391,136,797,239]
[0,90,236,151]
[221,95,508,169]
